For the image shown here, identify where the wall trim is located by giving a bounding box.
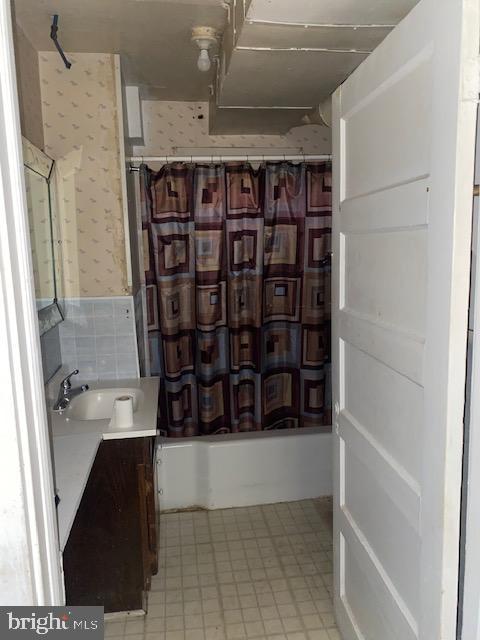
[0,0,63,604]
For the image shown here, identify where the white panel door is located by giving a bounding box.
[332,1,479,639]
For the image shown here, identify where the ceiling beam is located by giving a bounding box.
[217,105,313,109]
[245,19,396,29]
[236,45,372,54]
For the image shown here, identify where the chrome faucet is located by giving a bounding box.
[53,369,89,411]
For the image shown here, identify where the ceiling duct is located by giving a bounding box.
[302,97,332,128]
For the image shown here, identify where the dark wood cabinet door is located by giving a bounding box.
[63,437,157,613]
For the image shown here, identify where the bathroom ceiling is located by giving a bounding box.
[13,0,419,133]
[13,0,228,101]
[246,0,420,25]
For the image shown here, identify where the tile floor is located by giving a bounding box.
[105,498,340,640]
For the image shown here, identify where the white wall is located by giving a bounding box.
[0,0,63,605]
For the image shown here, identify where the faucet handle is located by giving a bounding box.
[60,369,79,391]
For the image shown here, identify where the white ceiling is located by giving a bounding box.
[246,0,419,25]
[13,0,227,101]
[213,0,418,130]
[13,0,420,133]
[219,50,370,107]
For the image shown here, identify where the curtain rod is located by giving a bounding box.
[127,154,332,171]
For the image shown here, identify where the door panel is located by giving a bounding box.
[344,56,432,199]
[342,532,417,640]
[344,447,421,616]
[332,1,479,638]
[344,229,427,334]
[344,342,422,481]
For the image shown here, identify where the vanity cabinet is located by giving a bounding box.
[63,436,158,613]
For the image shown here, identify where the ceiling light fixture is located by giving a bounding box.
[192,26,218,73]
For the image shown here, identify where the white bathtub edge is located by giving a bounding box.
[156,430,332,510]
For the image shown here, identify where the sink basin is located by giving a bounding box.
[68,388,144,421]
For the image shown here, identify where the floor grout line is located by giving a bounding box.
[105,498,338,640]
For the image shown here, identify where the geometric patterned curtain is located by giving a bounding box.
[140,161,331,437]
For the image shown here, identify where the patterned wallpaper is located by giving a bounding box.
[133,101,332,157]
[40,52,128,297]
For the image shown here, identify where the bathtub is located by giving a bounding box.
[156,428,332,511]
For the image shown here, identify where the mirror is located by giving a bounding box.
[23,137,64,335]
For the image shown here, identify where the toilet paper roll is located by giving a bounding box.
[109,395,134,429]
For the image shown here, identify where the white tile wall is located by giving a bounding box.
[59,296,139,381]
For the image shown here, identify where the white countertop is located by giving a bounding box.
[51,377,160,551]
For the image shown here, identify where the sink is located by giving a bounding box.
[67,388,144,421]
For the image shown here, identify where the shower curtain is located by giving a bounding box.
[140,161,332,437]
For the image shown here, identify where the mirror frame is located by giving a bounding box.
[22,137,64,336]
